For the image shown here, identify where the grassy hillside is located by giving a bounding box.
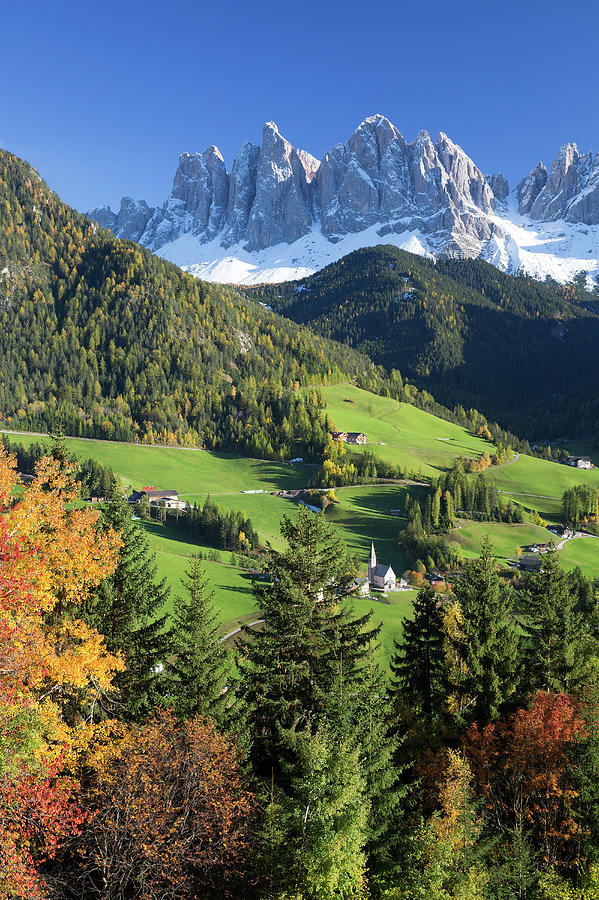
[558,536,599,579]
[487,454,599,521]
[259,244,599,440]
[1,431,313,497]
[318,384,495,477]
[448,520,555,563]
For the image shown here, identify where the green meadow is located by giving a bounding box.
[317,383,495,476]
[448,520,555,563]
[558,535,599,580]
[487,454,599,522]
[4,383,598,645]
[1,430,314,498]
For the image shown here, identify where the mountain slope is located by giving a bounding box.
[88,116,599,287]
[255,245,599,439]
[0,149,384,458]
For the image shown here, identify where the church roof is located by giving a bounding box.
[372,563,395,579]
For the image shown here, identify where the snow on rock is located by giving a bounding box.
[86,116,599,287]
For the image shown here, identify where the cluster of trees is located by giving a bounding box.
[399,493,464,573]
[435,458,530,524]
[5,443,599,898]
[259,244,599,442]
[146,494,260,553]
[563,483,599,530]
[313,439,406,488]
[398,460,536,573]
[389,543,599,897]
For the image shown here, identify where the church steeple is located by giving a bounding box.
[368,542,376,580]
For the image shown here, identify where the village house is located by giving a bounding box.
[565,455,594,469]
[128,486,185,509]
[368,542,396,591]
[330,431,367,445]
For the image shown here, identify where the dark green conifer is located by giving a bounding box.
[83,495,171,720]
[168,555,231,722]
[451,538,519,728]
[390,584,446,724]
[522,549,589,695]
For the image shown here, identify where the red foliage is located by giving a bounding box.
[464,691,586,867]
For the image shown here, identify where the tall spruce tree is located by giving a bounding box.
[82,495,171,720]
[521,549,590,695]
[238,508,406,891]
[238,506,377,778]
[451,538,519,728]
[390,584,447,725]
[168,555,231,722]
[259,727,369,900]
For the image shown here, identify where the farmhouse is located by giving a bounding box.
[565,456,594,469]
[129,487,183,509]
[347,432,367,444]
[330,431,367,445]
[368,542,396,591]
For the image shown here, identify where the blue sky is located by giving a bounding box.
[2,0,598,211]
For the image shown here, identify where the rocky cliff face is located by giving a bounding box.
[87,117,599,283]
[89,115,507,258]
[517,144,599,224]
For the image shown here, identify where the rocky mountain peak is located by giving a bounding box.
[86,118,599,283]
[517,143,599,224]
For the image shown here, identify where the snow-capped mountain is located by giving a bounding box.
[88,116,599,286]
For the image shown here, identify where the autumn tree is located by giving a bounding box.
[464,691,585,870]
[0,446,122,897]
[408,750,488,899]
[59,711,255,899]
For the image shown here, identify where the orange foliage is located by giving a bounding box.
[464,691,586,868]
[0,446,123,897]
[68,711,255,898]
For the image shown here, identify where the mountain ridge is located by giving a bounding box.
[88,115,599,287]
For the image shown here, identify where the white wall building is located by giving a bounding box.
[368,542,396,591]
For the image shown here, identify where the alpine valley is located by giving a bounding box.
[3,114,599,900]
[89,115,599,286]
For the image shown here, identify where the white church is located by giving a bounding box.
[367,542,397,591]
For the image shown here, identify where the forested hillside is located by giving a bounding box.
[0,150,534,460]
[256,245,599,439]
[0,150,387,458]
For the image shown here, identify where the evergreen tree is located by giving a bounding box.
[260,727,369,900]
[450,538,519,728]
[238,506,377,778]
[82,495,171,720]
[352,651,412,893]
[391,585,446,725]
[238,509,406,891]
[521,549,590,695]
[168,555,231,723]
